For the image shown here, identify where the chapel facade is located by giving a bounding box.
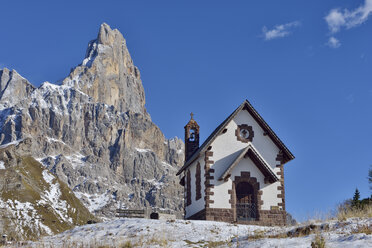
[177,100,294,226]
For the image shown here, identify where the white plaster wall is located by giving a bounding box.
[185,156,205,218]
[209,109,283,210]
[234,110,279,169]
[261,181,282,209]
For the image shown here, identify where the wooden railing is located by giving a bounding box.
[116,209,145,218]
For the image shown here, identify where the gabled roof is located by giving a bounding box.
[219,144,279,183]
[176,99,295,176]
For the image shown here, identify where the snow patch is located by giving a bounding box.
[30,81,90,116]
[64,153,86,169]
[0,138,24,149]
[135,147,151,153]
[0,160,5,170]
[147,179,164,189]
[42,170,54,184]
[46,137,66,145]
[40,170,72,223]
[74,191,112,213]
[0,198,53,236]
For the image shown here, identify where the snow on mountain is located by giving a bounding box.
[0,144,95,240]
[0,23,185,225]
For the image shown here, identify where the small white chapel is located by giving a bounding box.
[177,100,294,226]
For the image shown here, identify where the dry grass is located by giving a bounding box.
[247,230,266,240]
[351,224,372,235]
[337,204,372,221]
[204,240,227,247]
[184,239,228,248]
[121,241,133,248]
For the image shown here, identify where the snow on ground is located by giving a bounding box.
[0,160,5,169]
[29,217,372,248]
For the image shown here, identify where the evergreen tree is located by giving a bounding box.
[352,188,360,209]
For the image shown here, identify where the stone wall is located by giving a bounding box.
[187,207,286,226]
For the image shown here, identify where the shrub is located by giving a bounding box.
[311,233,326,248]
[121,241,133,248]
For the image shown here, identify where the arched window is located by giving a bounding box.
[189,129,196,141]
[195,163,201,200]
[186,170,191,206]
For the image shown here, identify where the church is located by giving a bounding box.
[177,100,294,226]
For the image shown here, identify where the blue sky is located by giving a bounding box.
[1,0,371,221]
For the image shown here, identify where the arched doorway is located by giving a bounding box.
[236,182,257,221]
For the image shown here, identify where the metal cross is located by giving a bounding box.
[190,112,194,119]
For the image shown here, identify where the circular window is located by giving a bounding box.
[240,129,249,139]
[236,124,254,143]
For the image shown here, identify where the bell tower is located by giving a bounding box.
[184,113,200,161]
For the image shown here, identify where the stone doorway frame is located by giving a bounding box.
[228,171,263,223]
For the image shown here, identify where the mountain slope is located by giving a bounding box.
[0,139,96,241]
[0,23,184,226]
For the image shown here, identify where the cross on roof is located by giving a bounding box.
[190,112,194,119]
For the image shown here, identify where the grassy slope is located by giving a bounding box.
[0,155,96,240]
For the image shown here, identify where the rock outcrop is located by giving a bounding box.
[0,23,184,222]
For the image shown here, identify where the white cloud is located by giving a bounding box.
[327,36,341,48]
[262,21,301,41]
[325,9,346,33]
[325,0,372,33]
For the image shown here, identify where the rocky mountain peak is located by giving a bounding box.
[62,23,145,115]
[97,23,124,46]
[0,68,35,109]
[0,23,185,226]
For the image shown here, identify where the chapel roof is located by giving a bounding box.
[176,99,294,176]
[218,144,279,183]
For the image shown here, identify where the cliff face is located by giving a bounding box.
[0,23,184,223]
